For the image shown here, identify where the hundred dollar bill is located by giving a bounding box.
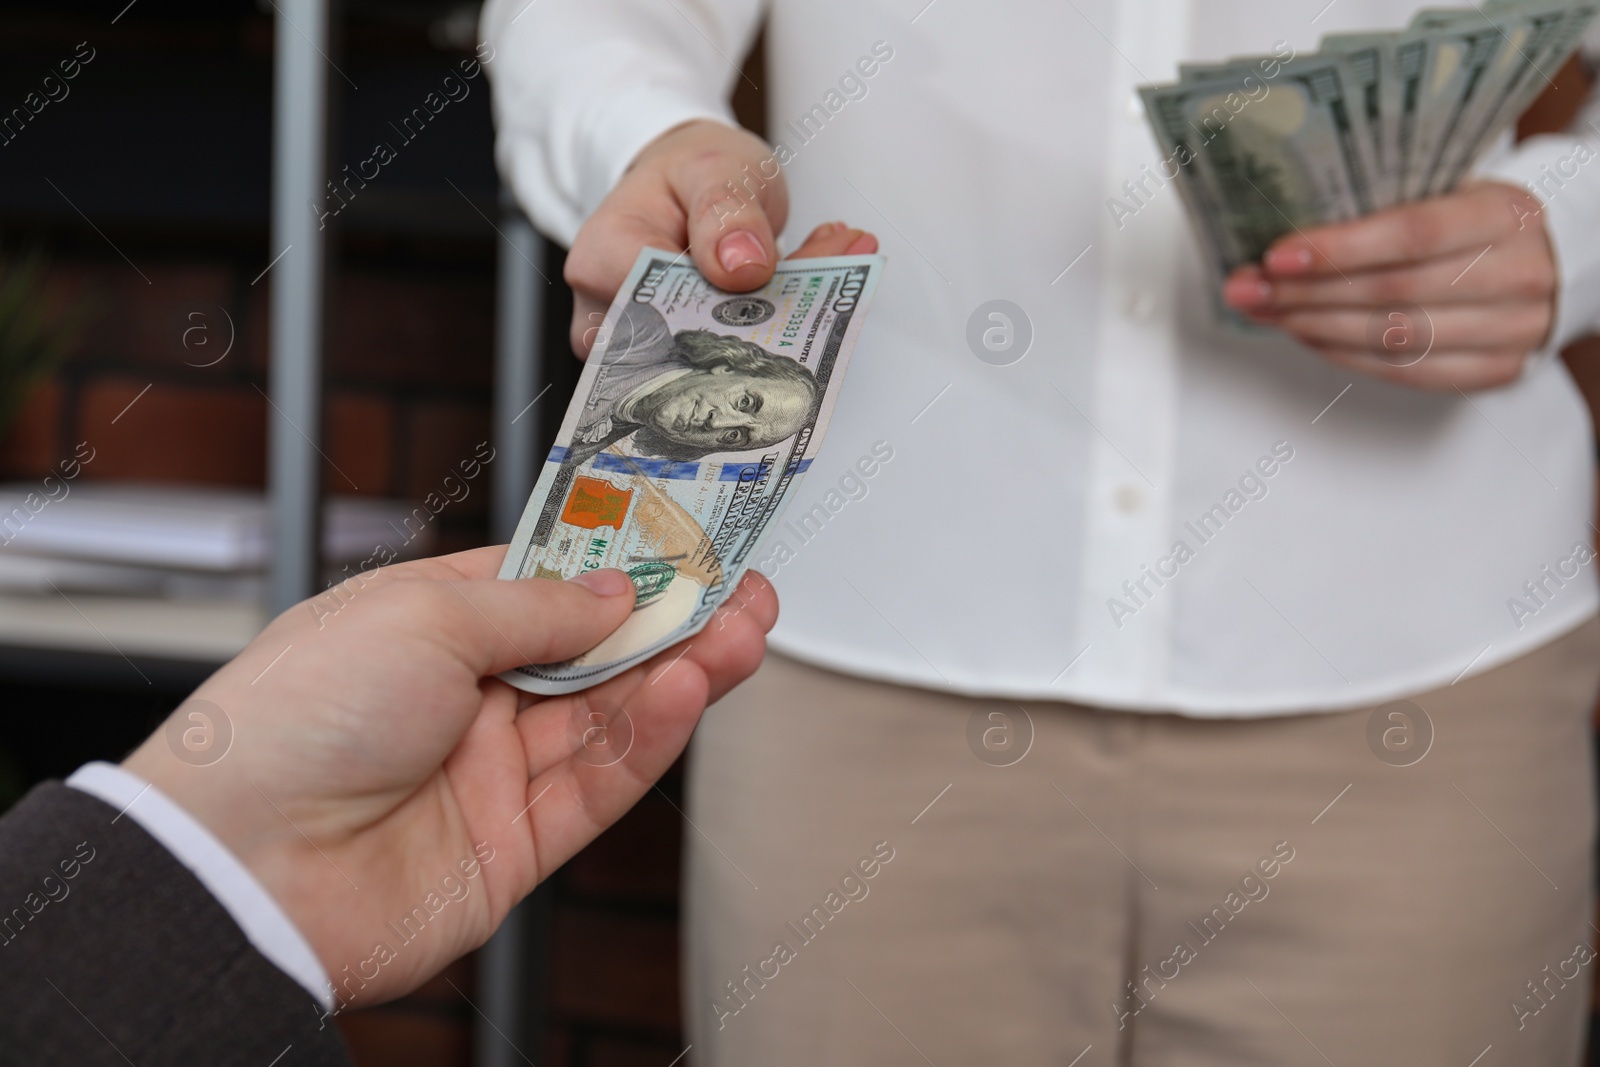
[1392,32,1434,201]
[1401,15,1471,200]
[1446,1,1593,188]
[1408,10,1512,198]
[1141,54,1376,279]
[495,248,885,694]
[1322,32,1402,207]
[1442,0,1598,189]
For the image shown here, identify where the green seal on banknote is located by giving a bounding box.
[627,561,678,607]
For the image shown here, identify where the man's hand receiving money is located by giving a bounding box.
[124,548,776,1007]
[564,119,878,356]
[1222,182,1556,391]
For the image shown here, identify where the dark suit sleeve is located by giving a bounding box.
[0,782,350,1067]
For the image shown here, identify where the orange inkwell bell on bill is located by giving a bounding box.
[560,476,634,530]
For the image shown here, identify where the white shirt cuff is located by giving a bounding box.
[497,89,736,247]
[66,761,333,1010]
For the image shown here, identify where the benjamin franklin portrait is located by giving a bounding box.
[568,301,817,466]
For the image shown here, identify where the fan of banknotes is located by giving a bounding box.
[1141,0,1597,281]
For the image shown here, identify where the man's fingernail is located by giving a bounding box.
[569,569,633,597]
[717,231,768,273]
[1265,245,1314,274]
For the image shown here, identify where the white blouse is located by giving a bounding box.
[483,0,1600,714]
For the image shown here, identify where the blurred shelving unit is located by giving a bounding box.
[0,591,261,688]
[0,1,555,1064]
[0,0,545,670]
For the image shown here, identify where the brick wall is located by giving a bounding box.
[545,762,691,1064]
[0,254,497,555]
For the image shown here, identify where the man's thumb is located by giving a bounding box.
[437,570,637,677]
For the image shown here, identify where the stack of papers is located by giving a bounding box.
[0,483,436,600]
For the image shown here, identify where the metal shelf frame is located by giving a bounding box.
[267,2,548,1061]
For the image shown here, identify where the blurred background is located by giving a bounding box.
[0,2,1594,1065]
